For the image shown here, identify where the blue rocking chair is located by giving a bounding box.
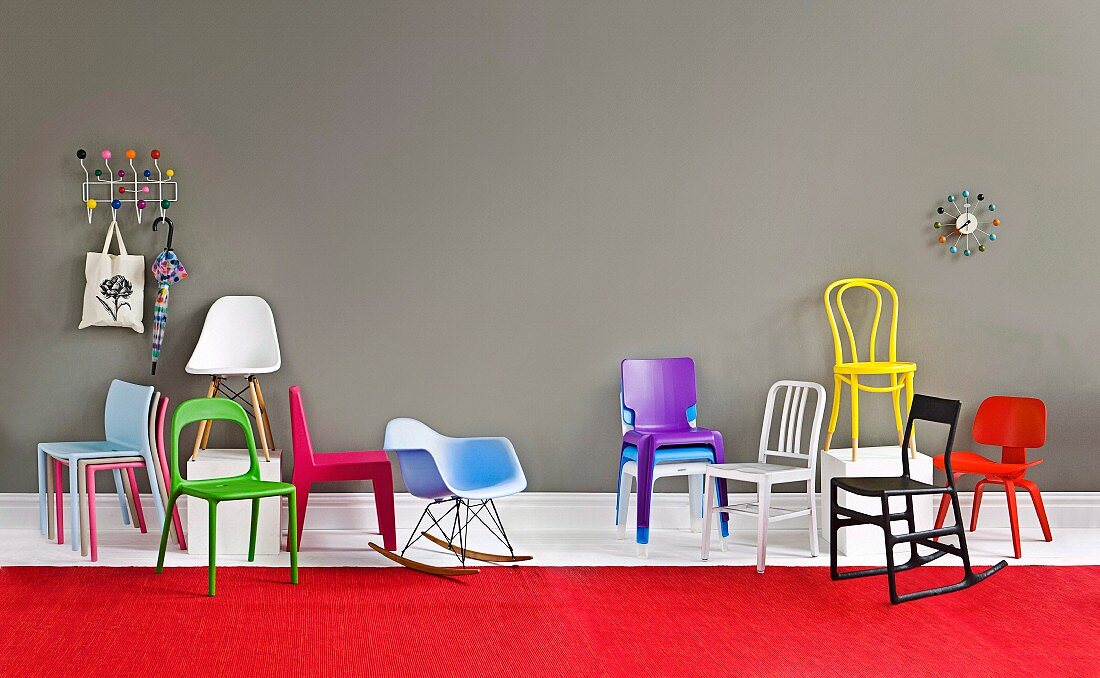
[369,417,531,575]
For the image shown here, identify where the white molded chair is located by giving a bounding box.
[702,380,826,572]
[186,296,281,461]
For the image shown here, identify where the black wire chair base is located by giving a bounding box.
[371,497,531,575]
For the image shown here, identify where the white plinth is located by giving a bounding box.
[187,449,282,556]
[820,446,933,557]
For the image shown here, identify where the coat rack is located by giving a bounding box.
[77,148,179,225]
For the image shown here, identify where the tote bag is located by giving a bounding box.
[79,220,144,332]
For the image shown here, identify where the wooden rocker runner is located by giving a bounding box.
[185,296,281,462]
[369,418,531,576]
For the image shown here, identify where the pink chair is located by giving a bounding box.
[290,385,397,550]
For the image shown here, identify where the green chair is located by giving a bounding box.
[157,398,298,596]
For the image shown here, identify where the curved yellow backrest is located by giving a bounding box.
[823,278,900,365]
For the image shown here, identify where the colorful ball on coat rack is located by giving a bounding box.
[947,194,955,202]
[137,199,147,209]
[118,169,125,178]
[111,199,122,209]
[962,189,970,198]
[94,169,102,177]
[101,150,111,160]
[949,245,958,254]
[933,221,942,229]
[144,169,151,178]
[992,218,1000,226]
[978,244,986,252]
[86,199,97,209]
[963,248,972,256]
[125,149,136,159]
[988,203,996,211]
[141,186,150,193]
[166,169,174,178]
[150,149,161,159]
[161,199,171,209]
[938,235,946,244]
[989,233,998,241]
[118,186,126,194]
[77,149,87,159]
[937,207,945,214]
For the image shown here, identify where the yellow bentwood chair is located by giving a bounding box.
[824,278,916,461]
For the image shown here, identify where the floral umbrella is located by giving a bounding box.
[150,247,187,374]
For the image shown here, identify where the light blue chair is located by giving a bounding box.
[37,380,165,551]
[369,417,529,574]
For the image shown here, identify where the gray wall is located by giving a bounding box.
[1,1,1097,493]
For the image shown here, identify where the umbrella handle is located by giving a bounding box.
[152,216,174,250]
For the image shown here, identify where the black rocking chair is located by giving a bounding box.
[829,393,1008,603]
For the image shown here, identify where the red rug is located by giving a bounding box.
[1,566,1097,676]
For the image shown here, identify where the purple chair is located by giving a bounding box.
[620,357,729,548]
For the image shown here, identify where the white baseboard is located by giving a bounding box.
[2,491,1097,533]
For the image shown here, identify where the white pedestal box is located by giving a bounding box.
[186,449,282,556]
[820,446,934,557]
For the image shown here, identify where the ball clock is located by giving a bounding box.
[933,189,1000,257]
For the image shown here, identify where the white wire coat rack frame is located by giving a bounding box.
[77,148,179,225]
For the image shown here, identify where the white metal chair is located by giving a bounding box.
[186,296,281,461]
[702,380,826,572]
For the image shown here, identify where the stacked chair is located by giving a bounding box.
[616,357,728,556]
[37,380,186,561]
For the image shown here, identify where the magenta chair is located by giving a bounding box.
[620,357,728,550]
[290,386,397,550]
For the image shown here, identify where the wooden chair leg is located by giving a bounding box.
[904,372,917,457]
[248,377,271,462]
[824,375,842,452]
[200,377,222,450]
[253,378,276,451]
[192,377,218,460]
[850,376,860,461]
[1018,478,1053,542]
[1004,480,1022,558]
[971,479,989,531]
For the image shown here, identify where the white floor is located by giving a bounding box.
[3,523,1097,569]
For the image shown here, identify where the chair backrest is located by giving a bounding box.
[972,395,1046,464]
[186,296,281,374]
[757,380,827,469]
[104,380,155,453]
[824,278,901,364]
[288,385,316,468]
[383,417,451,499]
[170,398,259,486]
[901,394,962,482]
[621,357,698,433]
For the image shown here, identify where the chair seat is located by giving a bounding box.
[184,366,279,376]
[621,445,715,464]
[182,478,296,501]
[452,476,528,501]
[312,450,390,466]
[40,441,142,459]
[933,451,1042,477]
[834,476,948,497]
[834,361,916,375]
[706,462,812,483]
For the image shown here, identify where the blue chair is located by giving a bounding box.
[37,380,165,551]
[369,417,530,575]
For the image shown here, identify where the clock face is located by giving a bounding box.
[933,189,1000,257]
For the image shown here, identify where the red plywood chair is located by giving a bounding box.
[933,396,1050,558]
